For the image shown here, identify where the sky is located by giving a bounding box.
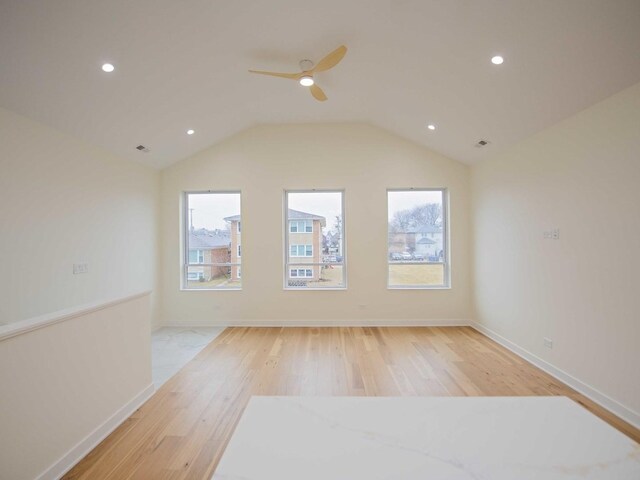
[288,191,342,232]
[186,191,343,232]
[387,190,443,221]
[187,191,439,230]
[188,192,241,230]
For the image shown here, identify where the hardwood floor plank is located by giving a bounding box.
[64,326,640,480]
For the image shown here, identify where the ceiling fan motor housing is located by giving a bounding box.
[299,59,314,71]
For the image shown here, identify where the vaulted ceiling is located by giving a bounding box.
[1,0,639,168]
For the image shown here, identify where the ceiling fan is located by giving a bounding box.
[249,45,347,102]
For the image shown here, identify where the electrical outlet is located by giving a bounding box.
[543,337,553,349]
[544,229,560,240]
[73,263,88,274]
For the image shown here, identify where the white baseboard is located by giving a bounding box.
[470,322,640,430]
[37,383,155,480]
[161,318,472,328]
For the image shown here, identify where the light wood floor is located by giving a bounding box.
[65,327,640,479]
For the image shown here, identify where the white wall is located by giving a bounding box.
[0,294,153,480]
[0,107,161,328]
[472,82,640,420]
[160,123,472,324]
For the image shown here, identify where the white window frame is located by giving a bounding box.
[289,244,313,257]
[188,249,205,264]
[289,220,313,233]
[289,268,313,278]
[283,189,346,290]
[187,271,204,281]
[387,188,449,289]
[183,191,242,291]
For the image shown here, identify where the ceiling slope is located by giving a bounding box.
[1,0,639,168]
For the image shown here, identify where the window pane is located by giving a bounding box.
[185,192,241,289]
[285,264,345,288]
[388,263,445,287]
[388,189,447,288]
[285,191,345,289]
[185,265,241,289]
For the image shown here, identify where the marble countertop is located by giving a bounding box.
[212,396,639,480]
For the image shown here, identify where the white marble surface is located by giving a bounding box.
[151,327,224,389]
[213,396,640,480]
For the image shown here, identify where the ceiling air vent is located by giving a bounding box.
[475,139,491,148]
[136,145,150,153]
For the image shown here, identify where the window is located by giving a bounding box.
[187,271,204,281]
[289,220,313,233]
[387,189,448,288]
[237,244,241,257]
[184,191,241,290]
[290,268,313,278]
[188,249,205,264]
[289,244,312,257]
[284,190,345,289]
[237,221,241,233]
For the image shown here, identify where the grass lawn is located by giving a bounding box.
[388,263,444,286]
[306,265,344,288]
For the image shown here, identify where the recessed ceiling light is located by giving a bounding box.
[101,63,115,73]
[427,124,436,130]
[491,55,504,65]
[299,75,314,87]
[187,129,195,135]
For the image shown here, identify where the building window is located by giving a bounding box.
[237,221,241,233]
[184,191,241,290]
[284,190,345,289]
[188,249,205,264]
[289,244,312,257]
[237,244,241,257]
[290,268,313,278]
[289,220,313,233]
[387,188,448,288]
[187,271,204,281]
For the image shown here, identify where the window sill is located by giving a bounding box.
[283,287,347,291]
[180,287,242,292]
[387,285,451,290]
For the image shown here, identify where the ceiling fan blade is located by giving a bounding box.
[310,84,327,102]
[312,45,347,73]
[248,70,300,80]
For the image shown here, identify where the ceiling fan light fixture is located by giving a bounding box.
[299,75,314,87]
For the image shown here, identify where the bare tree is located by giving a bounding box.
[389,209,413,233]
[389,203,442,232]
[410,203,442,227]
